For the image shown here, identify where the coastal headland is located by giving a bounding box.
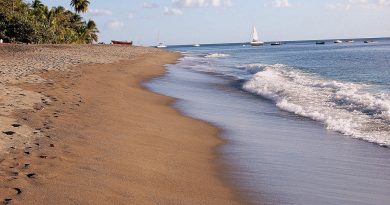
[0,45,244,204]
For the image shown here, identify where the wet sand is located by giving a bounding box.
[0,45,244,204]
[148,47,390,205]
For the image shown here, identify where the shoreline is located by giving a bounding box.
[0,45,246,204]
[149,43,390,205]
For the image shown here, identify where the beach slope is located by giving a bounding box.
[0,46,243,204]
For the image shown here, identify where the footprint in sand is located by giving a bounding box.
[13,188,21,195]
[26,173,36,178]
[2,131,15,136]
[53,112,59,118]
[10,172,18,177]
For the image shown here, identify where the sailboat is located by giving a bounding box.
[250,26,264,46]
[156,43,167,48]
[155,32,167,48]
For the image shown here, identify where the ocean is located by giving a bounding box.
[146,39,390,205]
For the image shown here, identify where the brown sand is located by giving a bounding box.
[3,51,245,204]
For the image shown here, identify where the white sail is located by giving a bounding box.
[250,26,264,46]
[252,26,259,41]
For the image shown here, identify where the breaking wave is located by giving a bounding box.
[243,64,390,146]
[236,63,279,74]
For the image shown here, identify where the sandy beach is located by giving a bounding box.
[0,45,244,204]
[2,1,390,204]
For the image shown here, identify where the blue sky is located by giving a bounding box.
[39,0,390,45]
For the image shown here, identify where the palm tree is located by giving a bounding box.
[70,0,90,13]
[1,0,97,44]
[31,0,43,9]
[79,19,98,44]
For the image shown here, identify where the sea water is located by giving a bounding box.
[146,39,390,205]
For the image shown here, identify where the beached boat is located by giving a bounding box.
[193,44,200,47]
[344,40,354,43]
[364,40,376,44]
[316,41,325,45]
[334,40,343,44]
[111,40,133,45]
[250,26,264,46]
[156,43,167,48]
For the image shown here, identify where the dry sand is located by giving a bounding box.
[0,45,245,204]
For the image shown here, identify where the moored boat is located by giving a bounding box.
[316,41,325,45]
[270,42,282,46]
[156,43,167,48]
[334,40,343,44]
[250,26,264,46]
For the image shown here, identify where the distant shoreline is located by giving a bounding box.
[164,36,390,47]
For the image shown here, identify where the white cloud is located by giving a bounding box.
[327,0,390,10]
[164,7,183,15]
[88,9,112,16]
[128,12,135,19]
[143,2,159,8]
[327,3,351,10]
[379,0,390,6]
[106,20,124,29]
[272,0,292,8]
[172,0,232,8]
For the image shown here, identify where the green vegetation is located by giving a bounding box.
[0,0,98,44]
[70,0,90,13]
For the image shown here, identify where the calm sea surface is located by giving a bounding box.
[146,39,390,205]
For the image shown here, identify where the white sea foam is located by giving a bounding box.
[205,53,230,58]
[243,64,390,146]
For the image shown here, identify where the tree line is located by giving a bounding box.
[0,0,98,44]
